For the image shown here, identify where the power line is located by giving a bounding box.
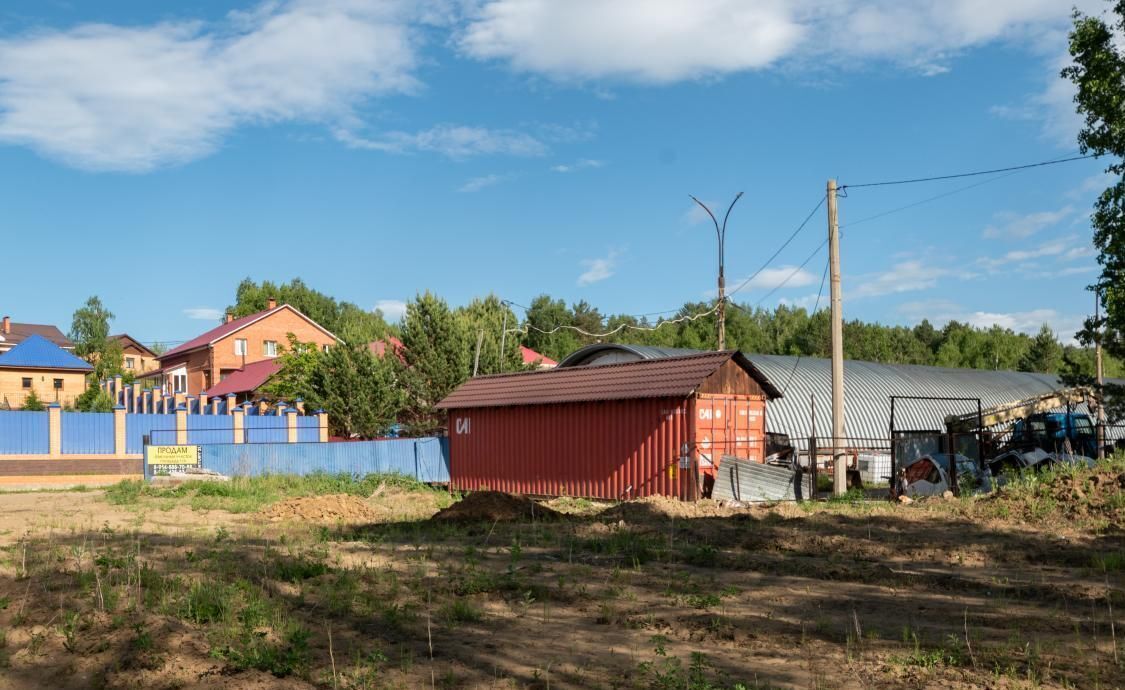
[840,153,1098,190]
[747,238,829,309]
[505,300,723,338]
[725,194,826,300]
[842,168,1023,228]
[778,255,830,396]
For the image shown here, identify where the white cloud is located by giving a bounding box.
[577,250,620,286]
[337,123,547,158]
[1064,245,1096,261]
[734,266,818,292]
[459,0,1094,83]
[551,158,604,173]
[458,173,507,192]
[1057,265,1096,276]
[0,0,419,171]
[778,292,826,311]
[850,260,950,299]
[183,307,223,321]
[374,299,407,321]
[682,200,717,226]
[976,235,1080,270]
[982,205,1073,239]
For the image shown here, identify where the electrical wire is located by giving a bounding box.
[725,194,826,299]
[840,153,1098,190]
[505,300,723,338]
[842,168,1023,228]
[746,238,829,309]
[778,255,830,396]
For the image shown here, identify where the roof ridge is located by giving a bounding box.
[469,349,735,381]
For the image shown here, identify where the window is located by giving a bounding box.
[323,345,330,353]
[264,340,278,357]
[125,356,135,369]
[21,377,31,389]
[173,374,187,393]
[234,338,248,356]
[53,378,63,390]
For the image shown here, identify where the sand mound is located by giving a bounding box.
[598,495,736,523]
[261,494,381,523]
[432,491,561,522]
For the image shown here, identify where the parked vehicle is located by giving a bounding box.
[893,453,986,498]
[1008,412,1098,458]
[988,447,1094,477]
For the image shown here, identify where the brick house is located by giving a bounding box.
[111,334,159,374]
[137,300,339,396]
[0,315,74,354]
[0,334,92,408]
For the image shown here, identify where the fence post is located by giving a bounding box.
[175,405,187,445]
[113,405,126,456]
[113,375,123,405]
[199,392,208,413]
[48,403,61,456]
[286,409,298,443]
[275,401,288,417]
[153,388,163,414]
[232,407,245,444]
[294,398,305,415]
[316,409,328,443]
[210,397,220,415]
[226,393,236,415]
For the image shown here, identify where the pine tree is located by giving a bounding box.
[1019,324,1063,374]
[398,292,470,434]
[21,390,44,411]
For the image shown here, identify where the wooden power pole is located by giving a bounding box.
[1096,289,1106,460]
[827,179,847,496]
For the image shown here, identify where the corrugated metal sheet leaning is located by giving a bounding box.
[712,455,814,502]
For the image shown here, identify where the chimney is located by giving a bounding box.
[1,316,8,334]
[225,312,234,324]
[267,297,277,310]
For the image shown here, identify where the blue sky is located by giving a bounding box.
[0,0,1110,347]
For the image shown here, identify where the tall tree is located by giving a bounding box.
[457,295,524,375]
[522,295,582,362]
[398,292,470,434]
[1019,324,1064,373]
[229,278,389,346]
[69,295,123,383]
[1061,3,1125,415]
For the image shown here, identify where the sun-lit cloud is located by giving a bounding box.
[577,249,621,286]
[374,299,407,321]
[183,307,223,321]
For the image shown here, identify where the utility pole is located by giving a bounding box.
[472,330,484,377]
[499,307,509,374]
[690,192,743,351]
[827,179,846,496]
[1096,288,1106,460]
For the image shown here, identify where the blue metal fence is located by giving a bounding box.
[187,414,234,445]
[197,438,450,483]
[245,415,288,443]
[126,414,165,454]
[61,412,114,454]
[296,417,320,443]
[0,411,49,454]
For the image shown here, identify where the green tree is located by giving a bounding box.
[69,295,123,384]
[228,278,389,346]
[522,295,582,362]
[457,295,525,375]
[398,292,470,434]
[21,390,44,411]
[74,386,115,412]
[1018,324,1064,373]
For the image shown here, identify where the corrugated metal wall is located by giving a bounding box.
[245,416,287,443]
[199,438,449,482]
[448,397,692,500]
[60,412,114,454]
[296,417,320,442]
[0,412,49,454]
[126,414,165,454]
[694,393,767,468]
[187,415,234,445]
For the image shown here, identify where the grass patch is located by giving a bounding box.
[103,472,439,513]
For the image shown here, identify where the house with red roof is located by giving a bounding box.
[136,299,338,397]
[521,345,557,369]
[368,336,556,370]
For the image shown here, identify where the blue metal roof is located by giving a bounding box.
[0,334,93,371]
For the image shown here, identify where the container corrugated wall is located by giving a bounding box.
[448,396,692,500]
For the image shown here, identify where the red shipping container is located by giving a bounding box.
[437,351,780,500]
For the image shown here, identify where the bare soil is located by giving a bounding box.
[432,490,561,522]
[0,467,1120,689]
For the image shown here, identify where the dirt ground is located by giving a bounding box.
[0,468,1120,690]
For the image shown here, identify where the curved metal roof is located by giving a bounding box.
[555,343,1091,440]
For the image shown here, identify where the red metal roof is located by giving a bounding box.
[436,350,780,410]
[159,304,338,361]
[368,335,405,360]
[521,345,556,367]
[203,358,281,397]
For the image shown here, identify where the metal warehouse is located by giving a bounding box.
[436,351,781,500]
[559,344,1106,440]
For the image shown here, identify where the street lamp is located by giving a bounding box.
[689,192,743,351]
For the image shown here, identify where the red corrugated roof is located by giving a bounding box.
[203,358,281,397]
[159,304,338,361]
[521,345,556,367]
[436,350,780,410]
[368,335,405,360]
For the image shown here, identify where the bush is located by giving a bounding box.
[20,390,44,411]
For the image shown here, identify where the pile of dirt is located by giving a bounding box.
[985,464,1125,526]
[431,491,561,522]
[598,495,737,523]
[261,494,381,523]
